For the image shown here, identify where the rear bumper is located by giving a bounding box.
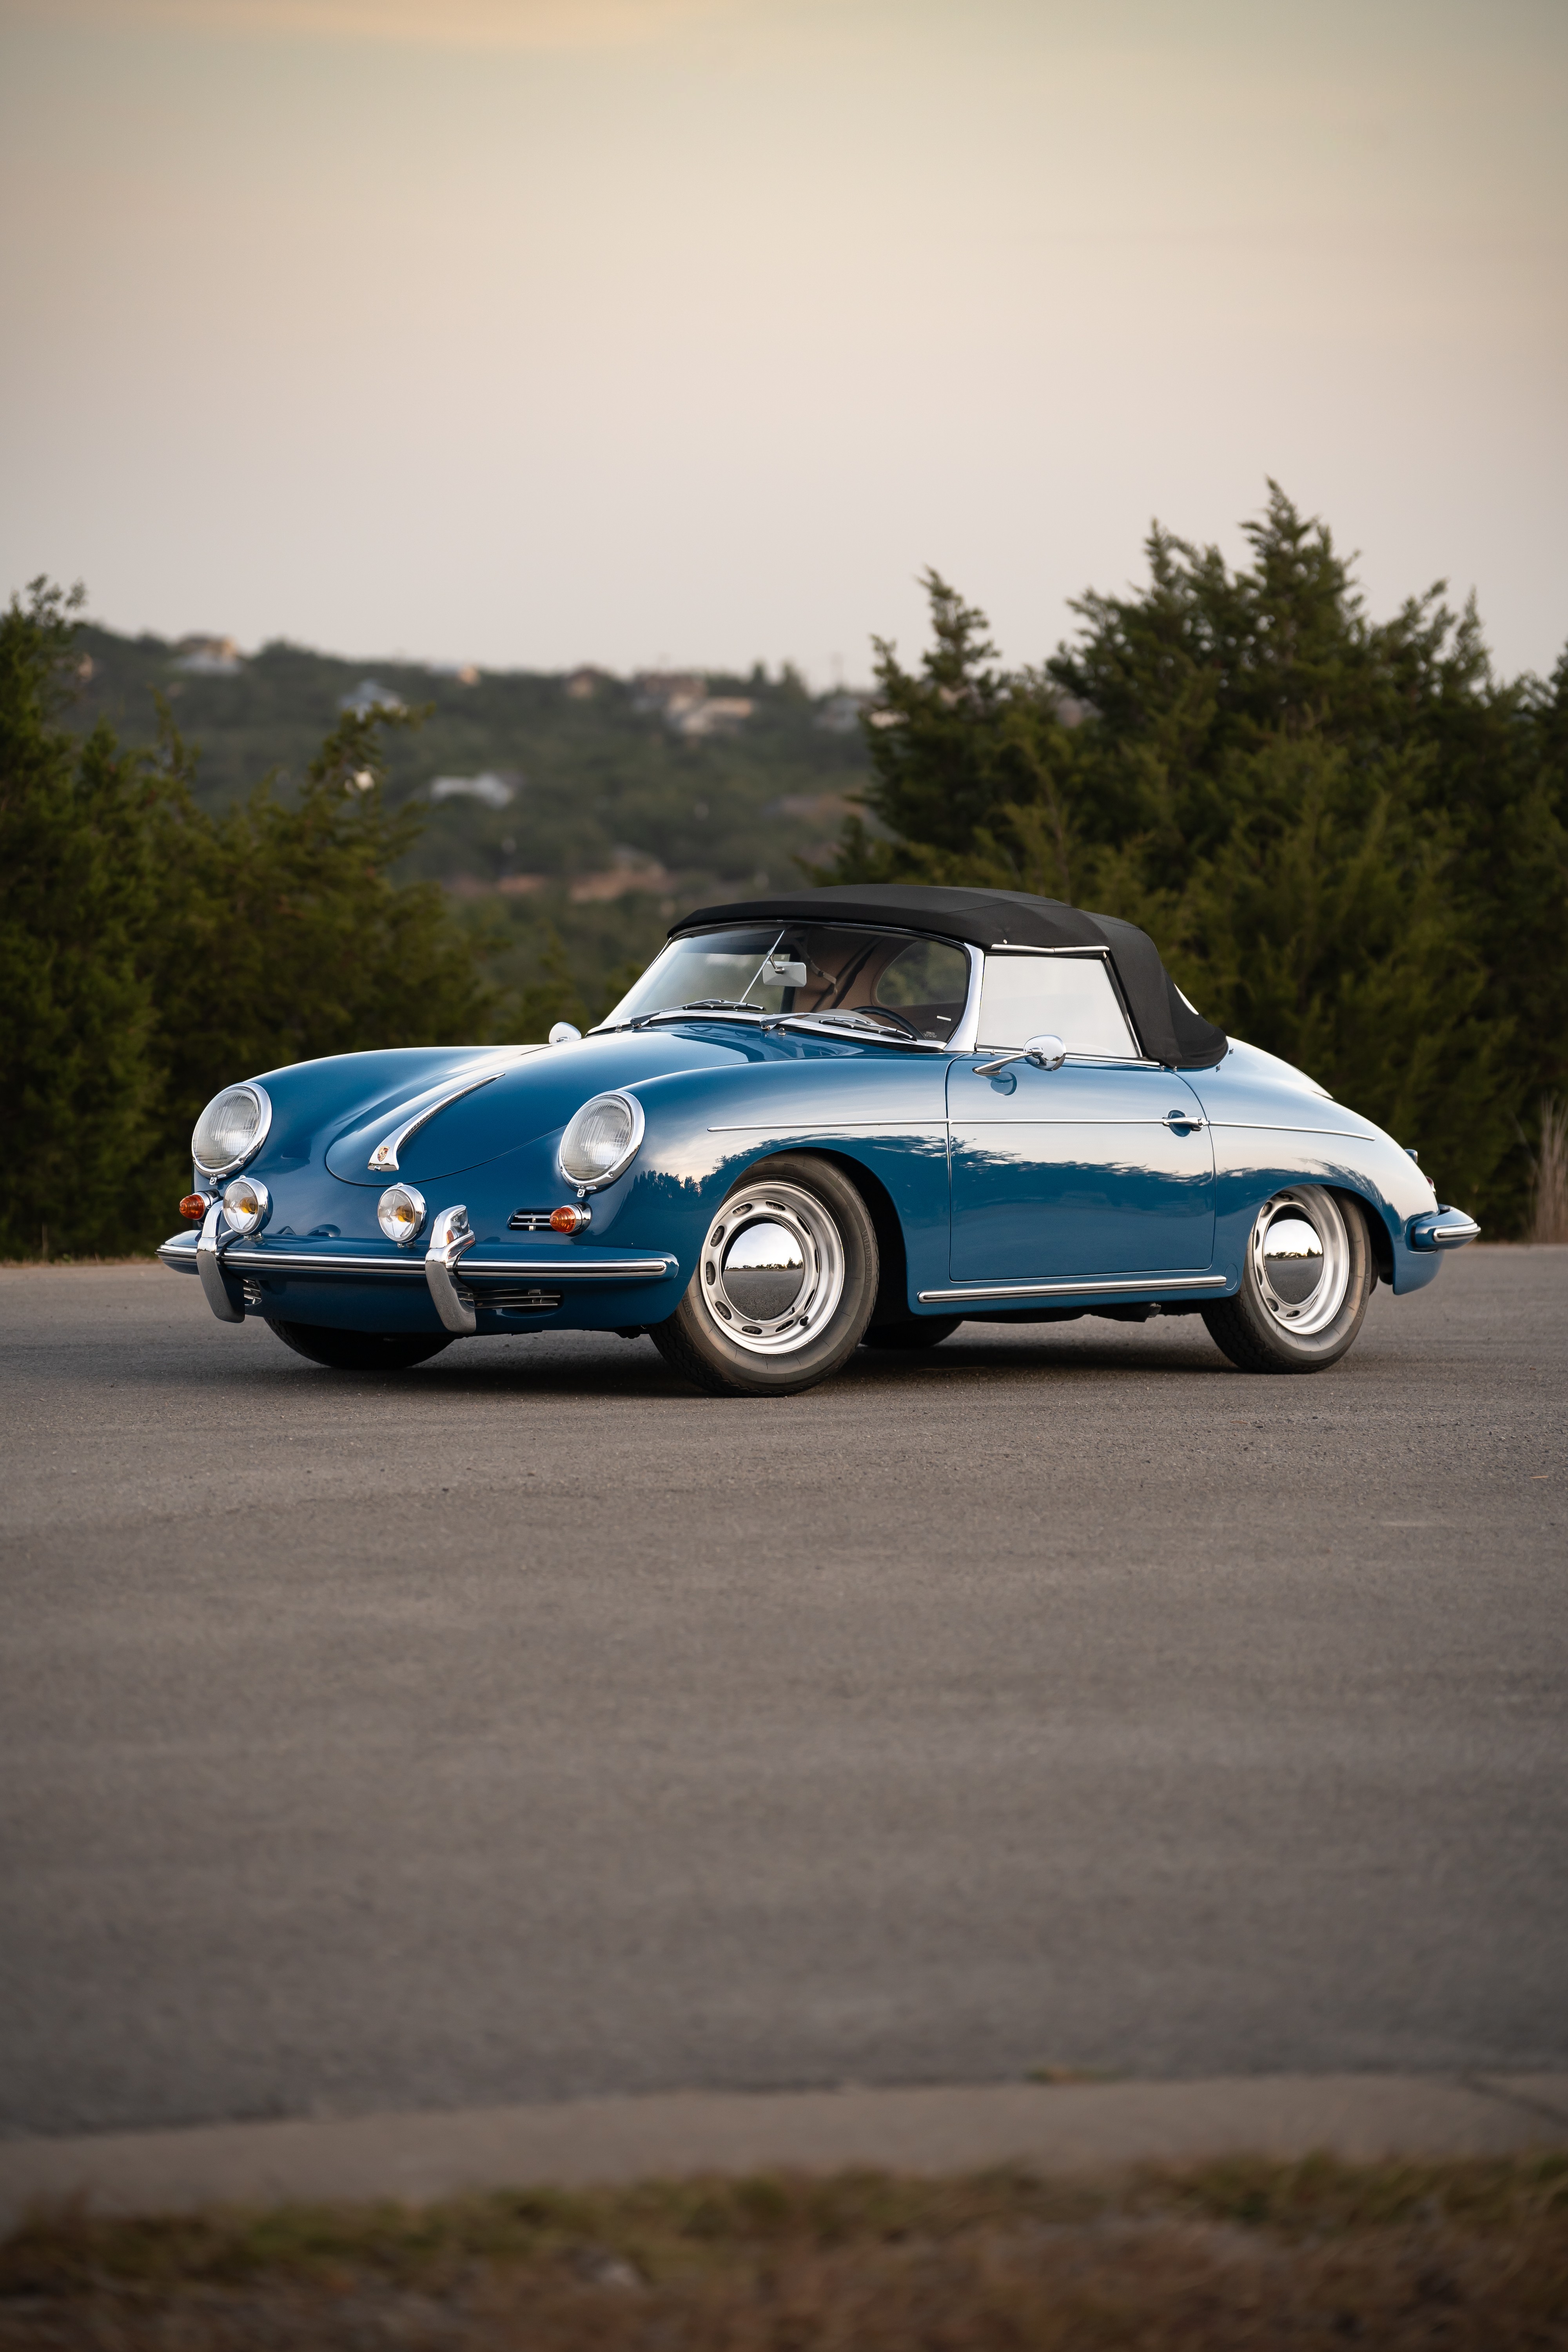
[1408,1206,1481,1251]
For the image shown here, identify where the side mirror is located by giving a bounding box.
[975,1031,1068,1078]
[548,1022,582,1046]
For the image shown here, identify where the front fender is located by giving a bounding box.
[448,1045,953,1311]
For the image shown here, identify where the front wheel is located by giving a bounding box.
[1202,1188,1371,1374]
[650,1156,878,1396]
[267,1321,454,1372]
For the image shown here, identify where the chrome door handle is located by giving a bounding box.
[1162,1109,1206,1131]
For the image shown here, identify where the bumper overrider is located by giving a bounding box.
[1408,1206,1481,1250]
[159,1205,677,1331]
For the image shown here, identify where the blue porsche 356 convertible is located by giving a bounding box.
[160,885,1478,1393]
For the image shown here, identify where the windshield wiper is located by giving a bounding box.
[627,1000,769,1030]
[777,1013,945,1048]
[622,1002,945,1049]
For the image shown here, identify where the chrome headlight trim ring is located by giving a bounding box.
[192,1082,274,1178]
[558,1091,646,1193]
[1250,1185,1351,1338]
[697,1181,846,1358]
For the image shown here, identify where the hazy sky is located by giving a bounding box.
[2,0,1564,681]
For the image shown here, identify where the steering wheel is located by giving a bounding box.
[847,1003,922,1037]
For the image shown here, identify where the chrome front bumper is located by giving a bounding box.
[159,1224,677,1327]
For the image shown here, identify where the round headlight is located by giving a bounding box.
[559,1091,645,1191]
[192,1083,272,1176]
[221,1174,270,1236]
[377,1182,427,1246]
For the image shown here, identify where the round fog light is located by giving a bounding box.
[222,1174,270,1235]
[377,1182,427,1246]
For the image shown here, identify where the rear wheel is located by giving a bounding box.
[1202,1188,1371,1374]
[267,1321,454,1372]
[651,1156,878,1396]
[860,1315,962,1351]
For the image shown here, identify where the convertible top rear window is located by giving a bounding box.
[599,924,971,1042]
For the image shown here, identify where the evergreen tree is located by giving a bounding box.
[813,488,1566,1227]
[2,584,510,1256]
[0,584,165,1257]
[145,700,502,1210]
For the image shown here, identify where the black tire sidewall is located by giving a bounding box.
[653,1154,880,1396]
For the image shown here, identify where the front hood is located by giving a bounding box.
[241,1044,519,1167]
[322,1027,770,1186]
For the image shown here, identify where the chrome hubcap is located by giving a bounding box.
[1251,1187,1350,1337]
[699,1182,845,1356]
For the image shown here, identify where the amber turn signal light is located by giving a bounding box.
[550,1203,591,1234]
[180,1192,209,1221]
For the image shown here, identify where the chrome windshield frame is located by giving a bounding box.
[592,925,984,1049]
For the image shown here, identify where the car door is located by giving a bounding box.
[948,951,1216,1281]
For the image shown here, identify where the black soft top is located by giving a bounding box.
[672,884,1228,1069]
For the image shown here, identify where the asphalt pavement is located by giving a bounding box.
[1,1249,1564,2142]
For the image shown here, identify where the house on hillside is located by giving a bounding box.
[672,695,754,739]
[174,635,244,676]
[339,679,407,717]
[632,673,755,737]
[632,670,706,721]
[427,772,518,809]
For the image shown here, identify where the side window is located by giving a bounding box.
[976,955,1137,1057]
[872,939,970,1037]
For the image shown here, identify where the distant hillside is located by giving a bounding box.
[69,624,872,896]
[66,622,878,1016]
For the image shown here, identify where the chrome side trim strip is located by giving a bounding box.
[710,1134,949,1143]
[707,1120,947,1134]
[1205,1121,1372,1140]
[918,1272,1228,1305]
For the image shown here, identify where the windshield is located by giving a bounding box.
[597,924,971,1043]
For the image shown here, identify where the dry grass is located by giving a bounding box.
[1530,1096,1568,1245]
[3,2154,1566,2349]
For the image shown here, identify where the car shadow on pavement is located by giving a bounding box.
[271,1318,1252,1401]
